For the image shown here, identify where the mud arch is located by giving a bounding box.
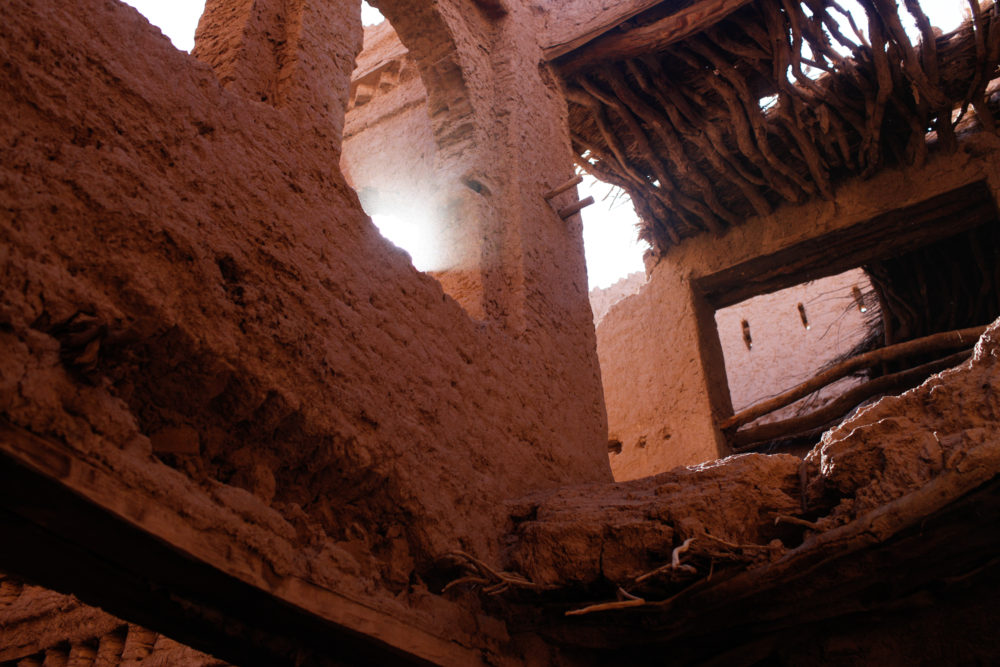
[196,0,598,357]
[366,0,595,336]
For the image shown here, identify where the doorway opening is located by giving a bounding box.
[698,181,1000,455]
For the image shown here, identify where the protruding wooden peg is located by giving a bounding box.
[558,196,595,219]
[544,175,583,200]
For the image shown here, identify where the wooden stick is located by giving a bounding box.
[544,175,583,200]
[774,514,821,530]
[635,537,697,583]
[558,196,595,219]
[731,348,973,448]
[565,598,647,616]
[721,325,987,430]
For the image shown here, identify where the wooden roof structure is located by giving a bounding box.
[546,0,1000,253]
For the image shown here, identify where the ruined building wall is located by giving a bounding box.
[714,269,870,419]
[0,0,610,589]
[599,136,1000,480]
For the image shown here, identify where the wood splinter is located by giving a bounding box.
[544,174,583,200]
[558,196,595,219]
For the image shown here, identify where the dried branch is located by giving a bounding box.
[722,324,986,430]
[441,551,555,595]
[731,348,974,449]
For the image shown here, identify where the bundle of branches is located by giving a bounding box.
[562,0,1000,252]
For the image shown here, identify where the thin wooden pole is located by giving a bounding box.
[721,324,988,430]
[558,196,595,219]
[543,175,583,200]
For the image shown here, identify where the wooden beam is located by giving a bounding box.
[696,181,999,310]
[548,0,755,74]
[544,175,583,200]
[0,421,486,667]
[542,0,668,61]
[558,196,595,219]
[721,324,988,430]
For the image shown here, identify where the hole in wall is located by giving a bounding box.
[340,17,462,282]
[121,0,205,51]
[361,1,384,25]
[716,269,877,455]
[712,203,1000,458]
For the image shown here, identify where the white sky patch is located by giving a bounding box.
[122,1,383,51]
[361,2,385,25]
[371,214,438,272]
[579,175,648,289]
[122,0,205,52]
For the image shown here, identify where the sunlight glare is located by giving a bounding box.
[371,213,439,272]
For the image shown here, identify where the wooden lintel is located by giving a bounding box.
[696,181,998,310]
[547,0,755,74]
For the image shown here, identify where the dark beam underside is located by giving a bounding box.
[696,180,999,309]
[519,474,1000,663]
[0,442,436,667]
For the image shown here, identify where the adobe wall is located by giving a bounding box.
[715,269,870,419]
[339,23,491,315]
[0,0,609,599]
[599,134,1000,480]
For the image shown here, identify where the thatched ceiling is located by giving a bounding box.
[549,0,1000,254]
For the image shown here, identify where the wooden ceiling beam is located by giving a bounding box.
[548,0,755,75]
[542,0,669,61]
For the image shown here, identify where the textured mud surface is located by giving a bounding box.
[3,0,1000,664]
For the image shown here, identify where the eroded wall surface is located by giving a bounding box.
[0,0,610,621]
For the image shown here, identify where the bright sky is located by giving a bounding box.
[121,0,965,290]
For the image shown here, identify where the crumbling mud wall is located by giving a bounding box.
[495,318,1000,663]
[598,136,1000,480]
[0,0,609,609]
